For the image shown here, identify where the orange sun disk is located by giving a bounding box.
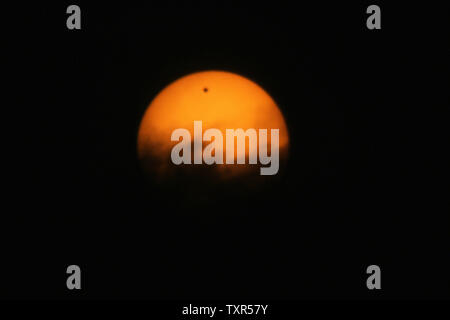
[137,70,289,179]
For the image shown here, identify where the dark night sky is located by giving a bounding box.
[4,2,449,300]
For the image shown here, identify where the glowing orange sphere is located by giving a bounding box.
[137,70,289,180]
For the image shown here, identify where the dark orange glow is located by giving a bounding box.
[137,70,289,178]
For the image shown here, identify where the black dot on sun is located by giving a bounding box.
[203,87,208,92]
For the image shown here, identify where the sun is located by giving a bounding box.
[137,70,289,180]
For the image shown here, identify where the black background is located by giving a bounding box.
[4,2,449,300]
